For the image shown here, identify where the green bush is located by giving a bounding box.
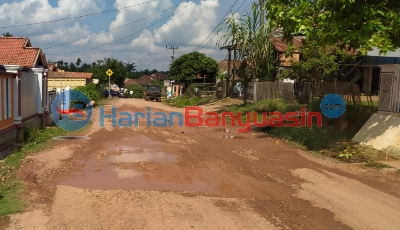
[24,127,44,144]
[125,84,144,98]
[74,83,99,102]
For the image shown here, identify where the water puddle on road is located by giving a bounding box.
[61,162,213,192]
[107,147,176,163]
[60,147,214,193]
[218,135,248,139]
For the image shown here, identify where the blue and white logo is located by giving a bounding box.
[51,89,93,131]
[320,93,346,118]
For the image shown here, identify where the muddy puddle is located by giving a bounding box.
[60,146,215,193]
[108,147,176,163]
[218,135,248,139]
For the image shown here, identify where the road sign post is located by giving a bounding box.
[106,69,113,99]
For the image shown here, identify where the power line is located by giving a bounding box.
[46,1,196,55]
[143,0,229,67]
[0,0,157,29]
[194,0,242,52]
[199,0,249,51]
[177,0,225,46]
[166,0,201,47]
[43,2,185,50]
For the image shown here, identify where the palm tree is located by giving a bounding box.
[2,32,12,37]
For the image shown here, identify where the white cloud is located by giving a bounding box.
[36,22,90,43]
[109,0,173,39]
[153,0,219,46]
[1,0,242,71]
[0,0,103,34]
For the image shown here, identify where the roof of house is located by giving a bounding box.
[124,73,169,87]
[47,63,56,71]
[0,36,47,68]
[124,78,147,87]
[48,71,92,79]
[270,36,305,53]
[219,59,242,72]
[270,36,358,55]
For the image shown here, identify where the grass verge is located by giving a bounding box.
[364,161,393,170]
[220,98,380,162]
[0,126,68,216]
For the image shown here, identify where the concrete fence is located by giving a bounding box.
[245,81,362,105]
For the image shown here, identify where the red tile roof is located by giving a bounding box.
[124,73,169,87]
[48,71,92,79]
[270,36,358,55]
[219,59,242,72]
[0,37,45,68]
[270,36,304,52]
[48,63,56,71]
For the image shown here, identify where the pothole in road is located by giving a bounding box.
[214,128,230,133]
[60,146,215,193]
[53,136,90,141]
[107,146,176,163]
[218,135,248,139]
[60,159,214,193]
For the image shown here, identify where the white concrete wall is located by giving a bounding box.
[20,72,38,118]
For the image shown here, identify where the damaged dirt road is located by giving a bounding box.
[1,98,400,230]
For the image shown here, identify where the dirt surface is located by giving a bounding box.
[2,98,400,230]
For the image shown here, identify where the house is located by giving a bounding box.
[0,36,49,152]
[124,73,168,87]
[218,59,242,81]
[47,63,92,90]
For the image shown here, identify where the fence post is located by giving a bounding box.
[253,81,257,103]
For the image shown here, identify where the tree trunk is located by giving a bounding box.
[308,83,314,104]
[243,81,248,104]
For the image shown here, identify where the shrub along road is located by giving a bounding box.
[1,98,400,230]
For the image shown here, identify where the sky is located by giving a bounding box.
[0,0,255,71]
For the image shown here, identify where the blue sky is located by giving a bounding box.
[0,0,255,71]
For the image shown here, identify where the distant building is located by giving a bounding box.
[47,63,92,90]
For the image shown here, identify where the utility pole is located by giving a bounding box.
[220,45,235,98]
[166,46,178,62]
[260,0,264,25]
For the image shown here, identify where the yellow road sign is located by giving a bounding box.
[106,69,113,77]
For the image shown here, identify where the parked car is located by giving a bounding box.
[144,85,162,102]
[104,89,119,98]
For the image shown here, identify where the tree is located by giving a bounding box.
[76,58,82,68]
[218,3,277,103]
[88,57,128,87]
[2,32,12,37]
[169,52,219,83]
[124,62,137,79]
[266,0,400,55]
[280,40,356,103]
